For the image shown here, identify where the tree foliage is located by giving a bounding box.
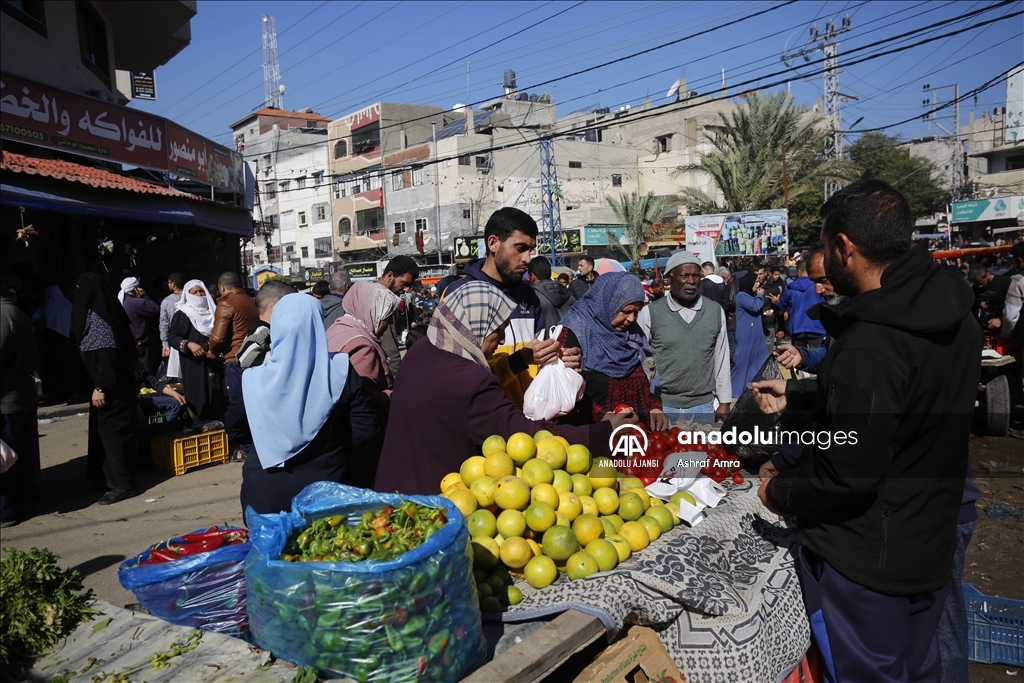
[676,91,855,217]
[847,132,946,217]
[605,191,678,271]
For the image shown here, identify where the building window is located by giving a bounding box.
[338,218,351,236]
[313,172,323,187]
[280,181,290,192]
[301,246,309,258]
[298,211,307,226]
[265,183,276,200]
[611,174,622,187]
[463,208,471,220]
[267,245,281,262]
[314,205,327,222]
[458,155,471,166]
[2,0,47,37]
[475,156,489,168]
[391,171,404,191]
[352,122,381,155]
[334,140,347,159]
[412,166,424,186]
[1006,155,1024,171]
[76,0,110,85]
[394,221,407,234]
[284,243,295,254]
[356,208,383,232]
[568,161,582,169]
[655,135,670,153]
[297,177,307,190]
[314,237,331,258]
[262,154,271,169]
[369,173,382,191]
[415,218,428,232]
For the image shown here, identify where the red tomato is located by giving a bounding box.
[732,473,745,484]
[639,477,657,487]
[651,439,668,455]
[614,404,632,413]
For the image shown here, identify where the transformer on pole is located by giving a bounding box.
[540,136,565,266]
[262,15,284,110]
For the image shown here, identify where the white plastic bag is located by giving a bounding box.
[0,439,17,474]
[523,326,585,421]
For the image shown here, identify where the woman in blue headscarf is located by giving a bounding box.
[557,272,670,431]
[239,294,378,516]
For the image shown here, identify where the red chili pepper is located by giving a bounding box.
[380,506,393,516]
[148,548,179,563]
[417,657,428,677]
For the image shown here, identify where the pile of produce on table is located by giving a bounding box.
[246,482,486,683]
[278,502,446,563]
[1,547,97,682]
[118,526,251,638]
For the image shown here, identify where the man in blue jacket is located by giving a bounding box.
[753,180,981,683]
[780,259,827,348]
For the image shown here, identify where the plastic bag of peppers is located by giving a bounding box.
[245,482,486,683]
[118,525,250,638]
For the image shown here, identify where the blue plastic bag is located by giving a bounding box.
[245,482,486,683]
[118,526,250,638]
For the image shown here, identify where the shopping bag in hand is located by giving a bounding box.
[523,327,585,420]
[0,439,17,473]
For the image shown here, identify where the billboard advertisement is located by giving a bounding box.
[684,209,788,265]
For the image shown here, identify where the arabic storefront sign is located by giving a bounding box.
[684,209,788,266]
[453,235,484,261]
[583,225,625,246]
[537,228,582,256]
[1,71,243,194]
[345,262,379,279]
[951,196,1024,223]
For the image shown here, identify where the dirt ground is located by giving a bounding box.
[965,433,1024,682]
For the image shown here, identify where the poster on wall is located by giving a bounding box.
[684,209,788,265]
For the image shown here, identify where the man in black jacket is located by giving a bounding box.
[752,180,981,682]
[527,256,575,327]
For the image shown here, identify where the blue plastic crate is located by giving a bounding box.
[964,583,1024,667]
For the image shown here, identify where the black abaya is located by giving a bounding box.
[168,311,223,420]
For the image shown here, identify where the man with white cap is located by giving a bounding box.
[118,276,160,376]
[637,250,732,424]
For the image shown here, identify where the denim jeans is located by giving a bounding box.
[147,395,182,424]
[663,401,715,425]
[938,519,976,683]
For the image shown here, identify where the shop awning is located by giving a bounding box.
[1,151,252,237]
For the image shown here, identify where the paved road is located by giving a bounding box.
[0,412,244,608]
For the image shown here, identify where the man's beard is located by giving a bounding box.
[822,291,847,306]
[826,249,859,297]
[494,250,522,284]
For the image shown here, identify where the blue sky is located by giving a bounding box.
[130,1,1024,146]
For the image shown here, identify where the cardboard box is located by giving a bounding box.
[573,627,685,683]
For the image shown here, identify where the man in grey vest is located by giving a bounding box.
[637,250,732,424]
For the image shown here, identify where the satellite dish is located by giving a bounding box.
[666,78,685,100]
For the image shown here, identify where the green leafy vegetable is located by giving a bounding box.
[0,547,98,683]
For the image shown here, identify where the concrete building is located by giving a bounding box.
[328,102,447,262]
[962,107,1024,197]
[229,108,332,274]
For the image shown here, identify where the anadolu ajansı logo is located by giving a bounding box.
[609,424,649,459]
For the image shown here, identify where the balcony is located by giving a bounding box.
[93,1,196,72]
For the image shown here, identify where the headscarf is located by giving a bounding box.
[70,273,134,349]
[43,285,73,338]
[559,271,649,379]
[326,281,400,379]
[242,293,350,469]
[737,272,758,296]
[428,280,515,368]
[175,279,216,337]
[118,277,140,305]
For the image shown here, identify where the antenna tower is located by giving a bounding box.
[262,15,283,110]
[539,136,565,266]
[783,16,853,198]
[922,83,964,200]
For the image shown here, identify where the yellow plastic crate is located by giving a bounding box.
[151,429,229,476]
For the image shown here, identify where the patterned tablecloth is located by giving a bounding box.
[491,481,811,683]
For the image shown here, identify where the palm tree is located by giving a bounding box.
[676,91,854,215]
[605,191,678,271]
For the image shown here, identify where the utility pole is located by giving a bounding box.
[432,123,443,265]
[539,136,564,266]
[922,83,963,200]
[783,16,854,199]
[781,142,789,211]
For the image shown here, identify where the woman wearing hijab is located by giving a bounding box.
[168,280,222,419]
[376,281,632,496]
[240,294,377,516]
[556,272,670,431]
[731,271,769,399]
[326,281,400,394]
[71,273,139,504]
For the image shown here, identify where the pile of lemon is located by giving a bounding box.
[440,431,689,609]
